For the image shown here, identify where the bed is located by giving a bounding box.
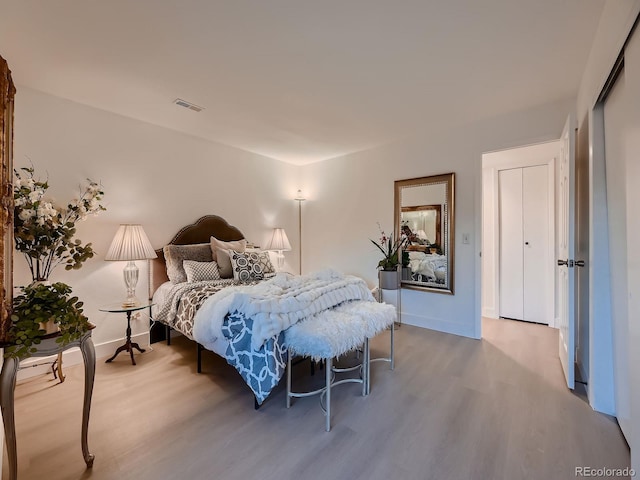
[148,215,395,406]
[407,250,447,284]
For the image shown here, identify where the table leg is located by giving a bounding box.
[57,352,65,383]
[80,334,96,468]
[0,355,20,480]
[106,311,145,365]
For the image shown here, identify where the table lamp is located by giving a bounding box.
[105,224,157,307]
[265,228,291,271]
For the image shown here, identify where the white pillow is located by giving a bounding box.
[183,260,221,283]
[210,237,247,278]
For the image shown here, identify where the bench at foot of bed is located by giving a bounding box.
[284,302,395,432]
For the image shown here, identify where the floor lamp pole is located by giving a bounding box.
[295,190,306,275]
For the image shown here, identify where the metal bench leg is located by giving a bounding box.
[390,320,395,371]
[366,337,371,395]
[362,338,368,397]
[325,357,332,432]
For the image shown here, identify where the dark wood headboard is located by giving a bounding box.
[149,215,244,299]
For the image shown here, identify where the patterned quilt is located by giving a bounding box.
[222,312,287,404]
[154,280,237,339]
[154,278,284,403]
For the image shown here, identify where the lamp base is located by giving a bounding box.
[122,261,140,308]
[121,296,140,308]
[275,250,285,272]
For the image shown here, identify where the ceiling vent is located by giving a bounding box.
[173,98,204,112]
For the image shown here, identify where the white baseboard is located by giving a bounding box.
[16,331,151,382]
[401,312,478,339]
[482,307,498,319]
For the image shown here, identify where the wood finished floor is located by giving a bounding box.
[3,318,630,480]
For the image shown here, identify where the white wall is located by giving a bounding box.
[481,141,558,322]
[300,99,573,339]
[12,87,300,372]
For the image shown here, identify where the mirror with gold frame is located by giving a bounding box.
[394,173,455,294]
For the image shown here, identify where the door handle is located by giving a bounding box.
[557,259,568,266]
[575,260,585,267]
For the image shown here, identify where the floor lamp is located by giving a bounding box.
[295,189,306,275]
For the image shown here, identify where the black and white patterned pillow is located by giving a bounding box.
[229,250,264,282]
[183,260,222,283]
[252,250,275,274]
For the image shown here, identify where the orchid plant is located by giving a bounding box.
[13,167,106,282]
[370,223,407,271]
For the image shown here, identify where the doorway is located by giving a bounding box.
[482,141,559,326]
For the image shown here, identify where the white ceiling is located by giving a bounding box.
[0,0,605,165]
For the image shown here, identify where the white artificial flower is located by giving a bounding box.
[18,209,35,221]
[36,202,57,222]
[14,197,26,207]
[17,177,35,189]
[28,189,43,203]
[46,203,57,217]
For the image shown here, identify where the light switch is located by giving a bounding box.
[462,233,470,244]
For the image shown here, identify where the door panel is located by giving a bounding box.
[557,115,575,390]
[624,22,640,458]
[499,168,524,320]
[523,165,549,324]
[603,69,631,442]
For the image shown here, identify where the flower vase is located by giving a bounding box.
[30,279,59,335]
[378,269,400,290]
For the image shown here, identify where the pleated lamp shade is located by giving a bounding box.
[105,224,156,307]
[105,225,157,261]
[265,228,292,252]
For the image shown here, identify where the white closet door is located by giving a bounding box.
[499,168,524,320]
[523,165,549,324]
[604,66,631,444]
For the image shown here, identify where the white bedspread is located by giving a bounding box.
[193,269,375,351]
[408,251,447,280]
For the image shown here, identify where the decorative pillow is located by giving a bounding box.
[229,250,264,282]
[183,260,221,283]
[163,243,213,283]
[210,237,247,278]
[254,250,275,275]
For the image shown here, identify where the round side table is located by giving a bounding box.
[99,302,153,365]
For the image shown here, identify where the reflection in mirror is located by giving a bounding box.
[395,173,455,294]
[401,206,441,249]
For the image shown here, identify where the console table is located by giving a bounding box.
[0,329,96,480]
